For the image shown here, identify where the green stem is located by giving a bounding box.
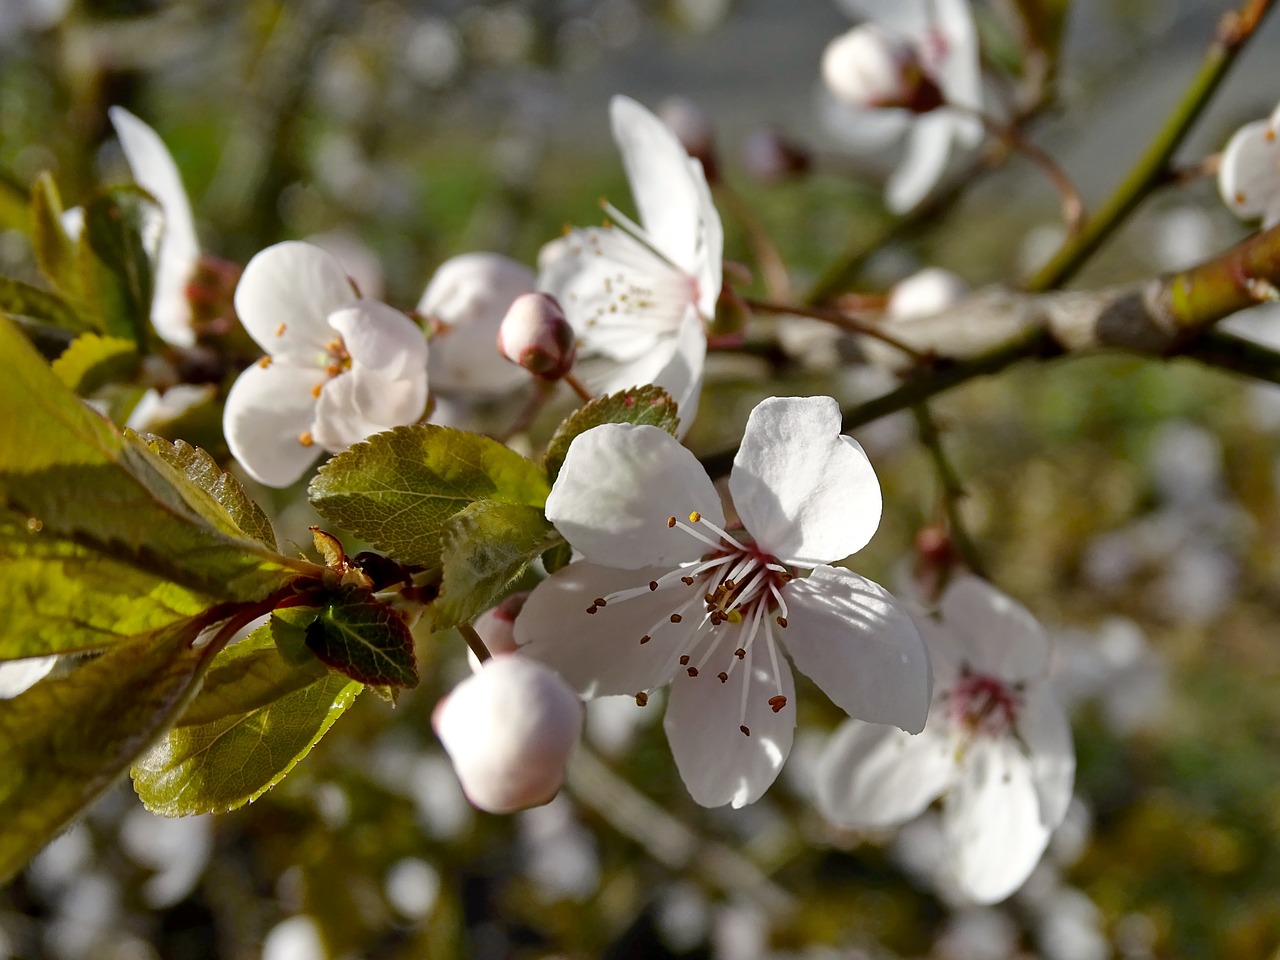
[910,404,987,577]
[1026,0,1276,292]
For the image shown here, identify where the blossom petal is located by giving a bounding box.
[932,0,983,123]
[885,110,955,212]
[663,630,796,808]
[514,560,692,697]
[109,107,200,348]
[345,364,427,433]
[782,566,931,732]
[234,241,356,355]
[311,372,387,452]
[943,737,1049,904]
[814,718,956,828]
[1014,686,1075,830]
[0,656,57,699]
[223,360,322,487]
[1218,118,1280,221]
[610,95,702,274]
[419,252,535,396]
[939,575,1049,682]
[688,156,723,320]
[329,301,427,377]
[546,423,723,569]
[730,395,881,566]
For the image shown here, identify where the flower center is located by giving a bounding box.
[945,666,1021,738]
[589,511,793,736]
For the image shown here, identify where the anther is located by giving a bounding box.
[586,605,598,615]
[298,431,314,447]
[739,725,751,737]
[718,672,728,683]
[734,648,746,660]
[768,695,788,713]
[681,576,695,585]
[640,635,651,644]
[635,692,649,706]
[649,581,659,591]
[679,655,690,665]
[724,579,736,590]
[310,383,323,398]
[275,322,287,336]
[689,511,702,522]
[670,613,682,623]
[667,516,677,528]
[593,597,607,607]
[257,355,272,368]
[686,667,698,677]
[776,616,788,628]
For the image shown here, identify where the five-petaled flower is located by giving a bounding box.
[515,395,930,808]
[223,241,428,487]
[538,95,722,435]
[821,0,983,213]
[814,574,1075,904]
[1218,101,1280,228]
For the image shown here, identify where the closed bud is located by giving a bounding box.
[886,267,969,319]
[497,293,578,381]
[821,25,943,113]
[434,656,584,814]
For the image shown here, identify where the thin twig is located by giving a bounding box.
[1026,0,1276,292]
[910,404,987,577]
[456,621,491,664]
[966,108,1085,234]
[741,296,933,363]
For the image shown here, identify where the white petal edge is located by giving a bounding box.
[546,423,724,569]
[730,395,881,566]
[938,575,1049,682]
[610,95,702,275]
[0,656,57,699]
[943,736,1050,904]
[663,631,796,808]
[814,718,956,828]
[222,360,322,487]
[234,241,357,355]
[514,560,692,697]
[1014,685,1075,830]
[109,106,200,348]
[783,566,932,733]
[885,111,956,213]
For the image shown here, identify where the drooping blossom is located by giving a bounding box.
[1218,102,1280,228]
[418,252,537,398]
[820,0,983,212]
[538,95,722,434]
[108,107,203,348]
[433,655,584,814]
[223,241,428,487]
[516,395,930,809]
[814,574,1074,904]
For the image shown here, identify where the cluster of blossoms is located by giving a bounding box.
[86,53,1090,904]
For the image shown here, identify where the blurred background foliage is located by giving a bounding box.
[5,0,1280,958]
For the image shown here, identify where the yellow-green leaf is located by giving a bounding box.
[50,332,139,396]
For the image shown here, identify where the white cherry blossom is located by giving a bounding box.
[109,107,202,348]
[821,0,983,212]
[538,95,722,435]
[223,241,428,487]
[418,252,537,397]
[814,574,1074,904]
[1218,102,1280,228]
[516,395,930,809]
[0,656,57,699]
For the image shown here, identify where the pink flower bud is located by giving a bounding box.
[497,292,577,381]
[469,592,529,669]
[740,127,812,184]
[821,26,943,113]
[433,656,584,814]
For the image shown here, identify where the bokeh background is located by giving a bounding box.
[5,0,1280,957]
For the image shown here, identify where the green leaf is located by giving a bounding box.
[130,626,360,817]
[0,167,29,234]
[304,591,418,687]
[30,172,82,307]
[77,186,158,347]
[271,606,320,666]
[0,316,303,658]
[0,274,82,332]
[436,501,562,628]
[544,385,679,480]
[50,333,139,396]
[0,620,219,883]
[142,436,278,550]
[309,423,551,567]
